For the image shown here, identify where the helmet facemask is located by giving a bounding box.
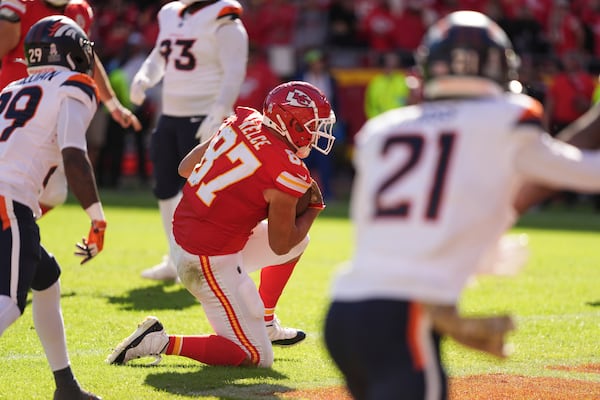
[304,110,336,156]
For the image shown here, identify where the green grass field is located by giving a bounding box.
[1,188,599,399]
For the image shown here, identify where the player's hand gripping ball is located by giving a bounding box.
[296,180,325,216]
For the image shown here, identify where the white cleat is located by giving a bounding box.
[106,316,169,365]
[266,316,306,346]
[141,256,178,281]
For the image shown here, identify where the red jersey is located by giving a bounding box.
[0,0,94,89]
[547,72,596,123]
[173,107,312,256]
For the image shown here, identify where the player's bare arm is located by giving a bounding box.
[424,303,515,358]
[93,57,142,132]
[178,140,212,178]
[62,147,100,209]
[0,12,19,58]
[514,104,600,214]
[265,186,323,255]
[62,147,106,264]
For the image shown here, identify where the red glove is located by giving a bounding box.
[75,220,107,264]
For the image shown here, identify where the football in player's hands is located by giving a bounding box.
[308,179,325,208]
[296,180,326,216]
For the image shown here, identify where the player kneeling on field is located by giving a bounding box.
[107,81,335,368]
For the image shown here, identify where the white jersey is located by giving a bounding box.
[0,70,98,217]
[153,0,247,116]
[332,93,600,305]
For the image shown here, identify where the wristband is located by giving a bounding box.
[308,203,326,210]
[85,202,105,221]
[104,97,118,113]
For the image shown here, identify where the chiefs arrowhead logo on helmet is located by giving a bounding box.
[286,89,315,108]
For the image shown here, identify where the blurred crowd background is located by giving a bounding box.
[80,0,600,202]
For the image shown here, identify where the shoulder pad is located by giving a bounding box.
[60,73,99,104]
[217,2,242,20]
[0,0,23,21]
[516,96,543,127]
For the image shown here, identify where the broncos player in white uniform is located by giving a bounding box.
[324,11,600,400]
[130,0,248,282]
[0,15,106,400]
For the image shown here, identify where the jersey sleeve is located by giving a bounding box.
[214,19,248,112]
[59,73,99,109]
[275,170,311,198]
[216,1,243,22]
[56,95,94,151]
[56,73,98,151]
[0,0,25,21]
[514,96,543,129]
[271,151,311,198]
[514,132,600,192]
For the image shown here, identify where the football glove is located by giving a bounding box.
[129,74,150,106]
[195,105,228,142]
[75,220,107,265]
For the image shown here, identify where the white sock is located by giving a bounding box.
[158,192,182,269]
[0,295,21,336]
[32,281,69,371]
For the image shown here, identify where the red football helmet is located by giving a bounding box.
[262,81,336,158]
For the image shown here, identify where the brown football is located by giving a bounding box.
[296,189,312,216]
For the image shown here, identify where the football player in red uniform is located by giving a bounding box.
[0,16,105,399]
[0,0,141,212]
[107,81,336,368]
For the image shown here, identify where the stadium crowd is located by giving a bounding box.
[45,0,600,200]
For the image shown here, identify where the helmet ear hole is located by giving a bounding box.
[293,121,304,133]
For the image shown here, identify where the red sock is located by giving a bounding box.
[259,260,298,322]
[40,204,53,216]
[166,335,247,366]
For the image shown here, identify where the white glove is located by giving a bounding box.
[129,74,150,106]
[195,105,229,142]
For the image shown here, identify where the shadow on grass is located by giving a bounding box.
[144,366,293,399]
[106,282,198,311]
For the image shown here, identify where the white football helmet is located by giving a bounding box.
[45,0,70,6]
